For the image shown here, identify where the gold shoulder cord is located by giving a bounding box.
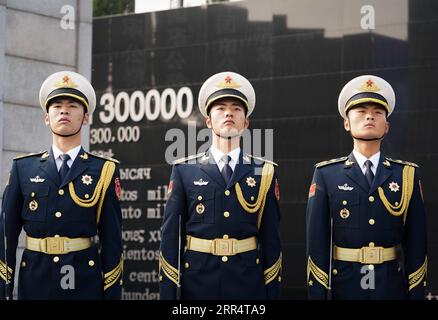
[68,160,116,224]
[377,165,415,224]
[235,163,275,229]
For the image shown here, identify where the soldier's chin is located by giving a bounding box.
[218,128,239,138]
[354,133,382,140]
[51,126,77,136]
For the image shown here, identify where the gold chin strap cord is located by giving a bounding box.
[378,165,415,224]
[68,160,116,224]
[235,162,275,229]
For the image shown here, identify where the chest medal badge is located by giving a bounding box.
[196,203,205,214]
[339,208,350,219]
[29,200,38,211]
[246,177,257,188]
[81,175,93,185]
[389,181,400,192]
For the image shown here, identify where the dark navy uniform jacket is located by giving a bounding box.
[306,153,427,300]
[0,147,123,299]
[159,149,282,300]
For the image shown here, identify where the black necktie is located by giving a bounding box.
[221,155,232,185]
[364,160,375,187]
[59,154,71,181]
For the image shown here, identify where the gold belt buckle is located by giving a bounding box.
[46,237,65,254]
[360,246,383,264]
[213,239,236,256]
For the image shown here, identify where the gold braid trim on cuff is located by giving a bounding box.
[307,257,328,289]
[409,257,427,291]
[0,259,13,282]
[264,253,282,285]
[159,253,179,286]
[103,257,123,291]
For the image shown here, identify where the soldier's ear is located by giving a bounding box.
[344,118,351,132]
[244,117,249,129]
[205,116,212,129]
[385,121,390,134]
[44,113,50,126]
[82,113,90,125]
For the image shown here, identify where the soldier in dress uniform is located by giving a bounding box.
[0,71,123,299]
[306,75,427,300]
[159,71,282,300]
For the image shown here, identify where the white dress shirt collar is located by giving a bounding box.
[52,145,82,171]
[352,150,380,175]
[210,146,240,172]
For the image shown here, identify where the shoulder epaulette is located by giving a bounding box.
[88,152,120,164]
[13,151,46,160]
[246,154,278,166]
[385,157,419,168]
[173,152,205,165]
[315,156,348,168]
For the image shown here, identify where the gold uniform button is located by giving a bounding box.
[224,211,230,218]
[332,269,338,275]
[84,194,90,199]
[54,234,60,238]
[31,192,35,197]
[278,276,282,282]
[395,202,399,206]
[256,258,260,264]
[88,260,95,267]
[369,219,375,225]
[197,195,203,201]
[342,200,347,205]
[222,256,228,263]
[55,211,62,218]
[184,262,190,269]
[120,280,123,285]
[58,189,64,196]
[159,275,163,281]
[21,261,26,268]
[223,234,229,239]
[369,196,375,203]
[368,264,374,271]
[251,196,255,201]
[369,242,375,247]
[53,256,59,263]
[225,190,230,196]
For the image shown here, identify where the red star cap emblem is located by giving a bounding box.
[225,76,232,83]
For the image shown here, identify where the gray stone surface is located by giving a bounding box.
[3,103,51,152]
[6,0,78,19]
[0,4,5,196]
[78,0,93,24]
[6,8,77,66]
[4,56,75,107]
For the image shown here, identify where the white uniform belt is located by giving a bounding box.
[333,245,397,264]
[186,235,257,256]
[26,235,92,255]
